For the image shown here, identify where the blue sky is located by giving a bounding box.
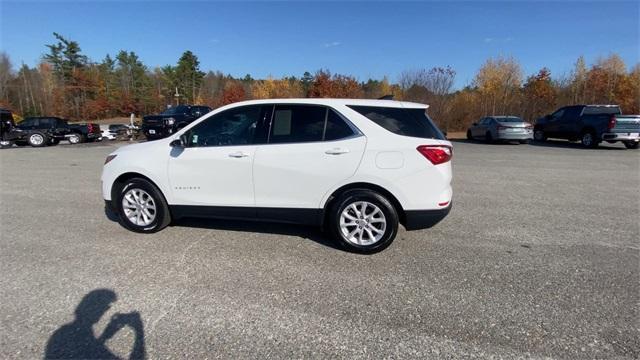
[1,1,638,88]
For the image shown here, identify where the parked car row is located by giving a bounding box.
[466,105,640,149]
[0,108,138,148]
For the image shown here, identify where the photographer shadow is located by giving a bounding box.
[44,289,145,360]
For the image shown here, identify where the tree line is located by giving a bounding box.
[0,33,638,131]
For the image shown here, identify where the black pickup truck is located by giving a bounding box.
[141,105,211,140]
[0,112,101,147]
[534,105,640,149]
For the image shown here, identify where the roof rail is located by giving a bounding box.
[378,95,394,100]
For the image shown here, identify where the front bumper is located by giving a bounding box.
[602,132,640,141]
[404,203,452,231]
[142,126,172,139]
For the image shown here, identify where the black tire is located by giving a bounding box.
[623,141,639,149]
[27,132,48,147]
[485,131,493,143]
[115,178,171,233]
[327,189,399,254]
[68,132,85,144]
[534,128,546,142]
[466,130,473,140]
[0,140,13,149]
[580,130,599,148]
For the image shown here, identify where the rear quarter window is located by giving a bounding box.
[348,105,445,139]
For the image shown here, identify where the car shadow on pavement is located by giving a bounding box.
[172,217,343,251]
[105,202,343,251]
[44,289,145,360]
[449,138,628,150]
[527,139,628,150]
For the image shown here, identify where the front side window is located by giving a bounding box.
[185,105,266,147]
[348,105,445,139]
[551,109,565,121]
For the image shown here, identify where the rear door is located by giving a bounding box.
[253,104,366,209]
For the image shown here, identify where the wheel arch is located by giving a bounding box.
[322,182,406,227]
[111,172,167,204]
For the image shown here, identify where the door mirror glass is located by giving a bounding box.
[169,138,184,148]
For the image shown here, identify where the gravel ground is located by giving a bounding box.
[0,139,638,359]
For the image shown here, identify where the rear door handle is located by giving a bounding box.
[325,148,350,155]
[228,151,249,158]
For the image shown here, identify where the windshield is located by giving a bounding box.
[496,117,524,123]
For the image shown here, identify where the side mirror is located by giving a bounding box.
[169,137,184,148]
[472,122,478,126]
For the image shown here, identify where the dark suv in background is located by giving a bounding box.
[141,105,211,140]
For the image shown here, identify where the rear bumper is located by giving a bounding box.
[497,132,533,140]
[404,204,451,231]
[602,132,640,141]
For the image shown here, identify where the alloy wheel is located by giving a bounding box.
[122,188,157,226]
[339,201,386,246]
[30,134,44,145]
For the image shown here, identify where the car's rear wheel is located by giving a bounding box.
[68,133,83,144]
[466,130,473,140]
[580,131,599,148]
[328,189,399,254]
[27,132,48,147]
[623,141,639,149]
[115,178,171,233]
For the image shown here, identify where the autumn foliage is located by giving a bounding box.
[0,34,638,132]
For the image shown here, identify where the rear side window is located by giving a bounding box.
[325,110,355,141]
[583,106,621,115]
[269,105,354,144]
[348,105,445,139]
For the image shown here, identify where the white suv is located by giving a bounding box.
[102,99,453,253]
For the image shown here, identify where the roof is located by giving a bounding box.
[222,98,429,109]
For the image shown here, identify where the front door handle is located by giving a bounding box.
[228,151,249,158]
[325,148,350,155]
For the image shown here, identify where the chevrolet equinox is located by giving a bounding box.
[102,99,453,253]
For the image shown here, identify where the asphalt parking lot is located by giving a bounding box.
[0,140,638,359]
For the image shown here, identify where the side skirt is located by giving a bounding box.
[169,205,324,227]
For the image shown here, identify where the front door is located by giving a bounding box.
[167,105,271,207]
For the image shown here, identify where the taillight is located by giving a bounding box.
[87,124,93,132]
[417,145,453,165]
[525,124,533,129]
[608,115,616,130]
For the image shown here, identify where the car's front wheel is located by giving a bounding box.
[328,189,399,254]
[623,141,639,149]
[115,178,171,233]
[534,129,546,142]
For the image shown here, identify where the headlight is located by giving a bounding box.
[166,117,176,125]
